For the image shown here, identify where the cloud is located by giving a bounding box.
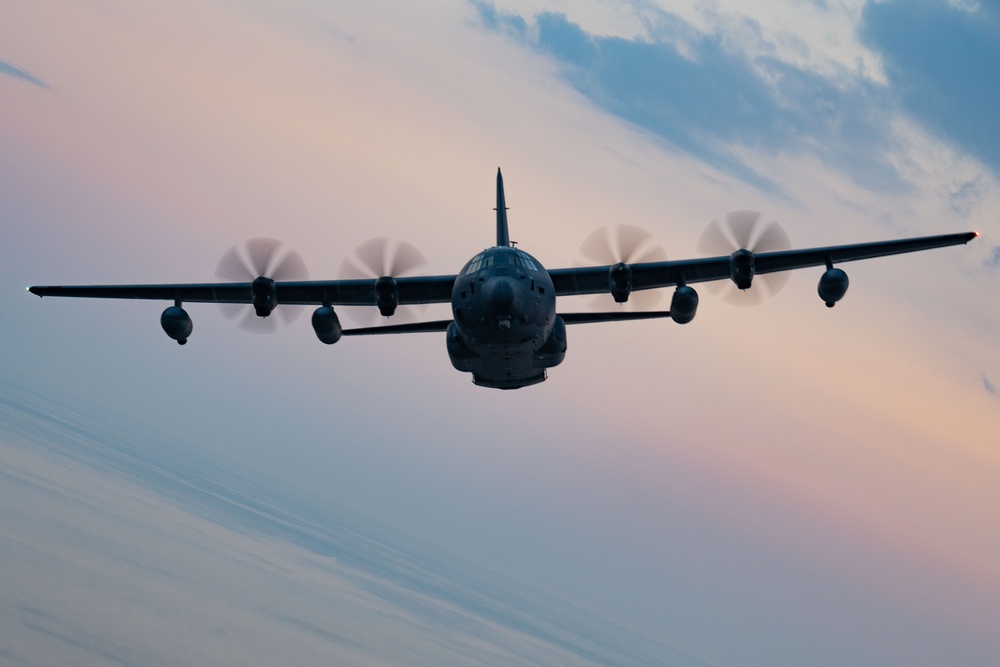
[986,246,1000,271]
[471,3,905,194]
[0,60,50,89]
[0,384,713,667]
[948,174,987,216]
[947,0,982,12]
[860,1,1000,173]
[984,373,997,395]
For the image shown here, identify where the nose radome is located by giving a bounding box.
[483,276,516,314]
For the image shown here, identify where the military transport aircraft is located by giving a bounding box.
[29,169,977,389]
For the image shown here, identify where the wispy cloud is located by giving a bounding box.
[985,246,1000,271]
[471,3,903,194]
[0,61,50,89]
[0,383,710,667]
[861,2,1000,173]
[948,0,983,14]
[983,373,997,396]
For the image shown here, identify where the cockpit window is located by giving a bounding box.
[514,251,538,271]
[464,253,484,274]
[464,250,536,274]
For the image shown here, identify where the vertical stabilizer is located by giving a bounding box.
[495,168,510,247]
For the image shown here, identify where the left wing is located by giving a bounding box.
[547,231,978,296]
[28,275,457,306]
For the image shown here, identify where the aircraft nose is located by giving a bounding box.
[482,276,516,315]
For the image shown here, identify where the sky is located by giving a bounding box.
[1,1,999,665]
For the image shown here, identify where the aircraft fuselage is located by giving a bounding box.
[446,246,565,389]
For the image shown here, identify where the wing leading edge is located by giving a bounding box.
[547,231,978,296]
[28,232,976,308]
[28,275,457,306]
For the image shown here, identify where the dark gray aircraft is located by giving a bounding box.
[29,169,977,389]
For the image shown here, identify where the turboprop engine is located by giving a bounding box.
[609,262,632,303]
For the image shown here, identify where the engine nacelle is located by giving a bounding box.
[375,276,399,317]
[729,248,755,289]
[311,306,342,344]
[670,285,699,324]
[818,268,849,307]
[252,276,277,317]
[161,306,192,345]
[609,262,632,303]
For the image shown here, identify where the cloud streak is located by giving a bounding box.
[985,246,1000,271]
[0,60,50,89]
[0,382,712,667]
[472,3,905,194]
[474,0,1000,234]
[861,2,1000,173]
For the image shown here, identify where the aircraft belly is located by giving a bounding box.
[476,340,544,387]
[447,320,559,389]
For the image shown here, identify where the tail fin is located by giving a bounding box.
[495,168,510,247]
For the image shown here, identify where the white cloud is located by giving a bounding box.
[488,0,888,84]
[947,0,981,12]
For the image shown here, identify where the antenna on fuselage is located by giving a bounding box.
[495,168,510,247]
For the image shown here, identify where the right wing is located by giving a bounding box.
[546,231,978,296]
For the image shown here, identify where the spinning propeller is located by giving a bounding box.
[575,224,669,309]
[215,237,309,333]
[697,211,791,305]
[338,237,428,324]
